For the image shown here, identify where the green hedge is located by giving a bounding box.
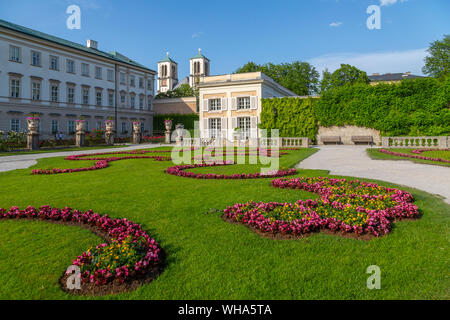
[153,114,199,131]
[260,77,450,137]
[260,97,319,140]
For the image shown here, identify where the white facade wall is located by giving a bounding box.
[0,30,156,138]
[198,72,297,141]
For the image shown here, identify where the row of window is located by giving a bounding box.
[9,45,153,90]
[206,117,252,139]
[207,97,253,111]
[9,119,145,135]
[9,78,153,110]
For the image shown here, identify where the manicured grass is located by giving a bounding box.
[0,147,448,300]
[367,148,450,167]
[0,145,130,157]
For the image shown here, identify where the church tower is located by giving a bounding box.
[157,53,178,93]
[189,49,210,88]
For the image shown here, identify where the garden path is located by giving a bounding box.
[296,146,450,204]
[0,144,169,173]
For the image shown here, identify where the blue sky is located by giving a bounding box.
[0,0,448,78]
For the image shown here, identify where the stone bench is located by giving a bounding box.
[351,136,373,144]
[321,136,341,145]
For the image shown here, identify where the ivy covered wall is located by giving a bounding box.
[260,77,450,138]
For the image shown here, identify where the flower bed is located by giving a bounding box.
[31,151,172,175]
[0,205,164,295]
[165,162,297,179]
[223,177,420,238]
[379,148,450,164]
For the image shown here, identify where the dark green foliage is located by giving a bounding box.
[316,77,450,136]
[153,114,199,131]
[261,77,450,137]
[260,97,319,140]
[155,84,197,99]
[328,64,370,89]
[423,35,450,78]
[235,61,319,95]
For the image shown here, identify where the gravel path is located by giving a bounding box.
[0,144,169,173]
[296,146,450,204]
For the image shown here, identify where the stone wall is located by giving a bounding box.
[153,97,197,115]
[317,126,381,145]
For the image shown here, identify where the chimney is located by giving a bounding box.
[86,39,98,50]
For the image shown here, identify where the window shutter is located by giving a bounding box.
[250,96,258,110]
[203,118,209,139]
[202,99,209,112]
[221,98,227,111]
[231,117,237,129]
[221,117,228,129]
[250,116,258,139]
[221,117,228,140]
[231,97,237,110]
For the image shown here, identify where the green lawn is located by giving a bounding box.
[0,145,130,157]
[0,147,448,300]
[367,148,450,167]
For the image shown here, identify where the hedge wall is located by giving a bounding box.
[260,77,450,138]
[260,97,319,140]
[153,114,199,131]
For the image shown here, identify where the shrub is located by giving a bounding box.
[153,114,199,131]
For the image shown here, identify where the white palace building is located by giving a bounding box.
[0,19,156,138]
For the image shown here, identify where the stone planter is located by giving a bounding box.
[27,118,40,134]
[105,120,115,145]
[164,120,173,144]
[76,120,87,133]
[132,121,141,144]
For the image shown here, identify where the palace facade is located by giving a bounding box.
[0,19,156,139]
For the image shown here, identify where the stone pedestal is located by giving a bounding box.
[105,121,115,146]
[132,122,141,144]
[133,132,141,144]
[76,132,85,147]
[27,133,40,150]
[165,131,171,144]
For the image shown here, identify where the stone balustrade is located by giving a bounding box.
[382,136,449,148]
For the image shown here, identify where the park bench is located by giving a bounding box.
[351,136,373,145]
[321,136,341,145]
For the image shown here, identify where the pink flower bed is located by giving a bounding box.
[0,205,162,286]
[165,162,297,179]
[379,148,450,163]
[31,150,172,175]
[224,177,420,238]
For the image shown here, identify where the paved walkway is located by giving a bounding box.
[296,146,450,204]
[0,144,169,173]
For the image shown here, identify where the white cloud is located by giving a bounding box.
[308,48,427,76]
[329,22,343,27]
[380,0,407,7]
[192,32,204,39]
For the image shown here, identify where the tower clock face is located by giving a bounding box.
[162,80,167,86]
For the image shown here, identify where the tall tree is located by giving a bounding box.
[235,61,319,96]
[320,68,332,93]
[422,35,450,78]
[329,64,370,88]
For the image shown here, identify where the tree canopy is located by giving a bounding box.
[328,64,370,89]
[155,84,197,99]
[423,35,450,79]
[235,61,319,96]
